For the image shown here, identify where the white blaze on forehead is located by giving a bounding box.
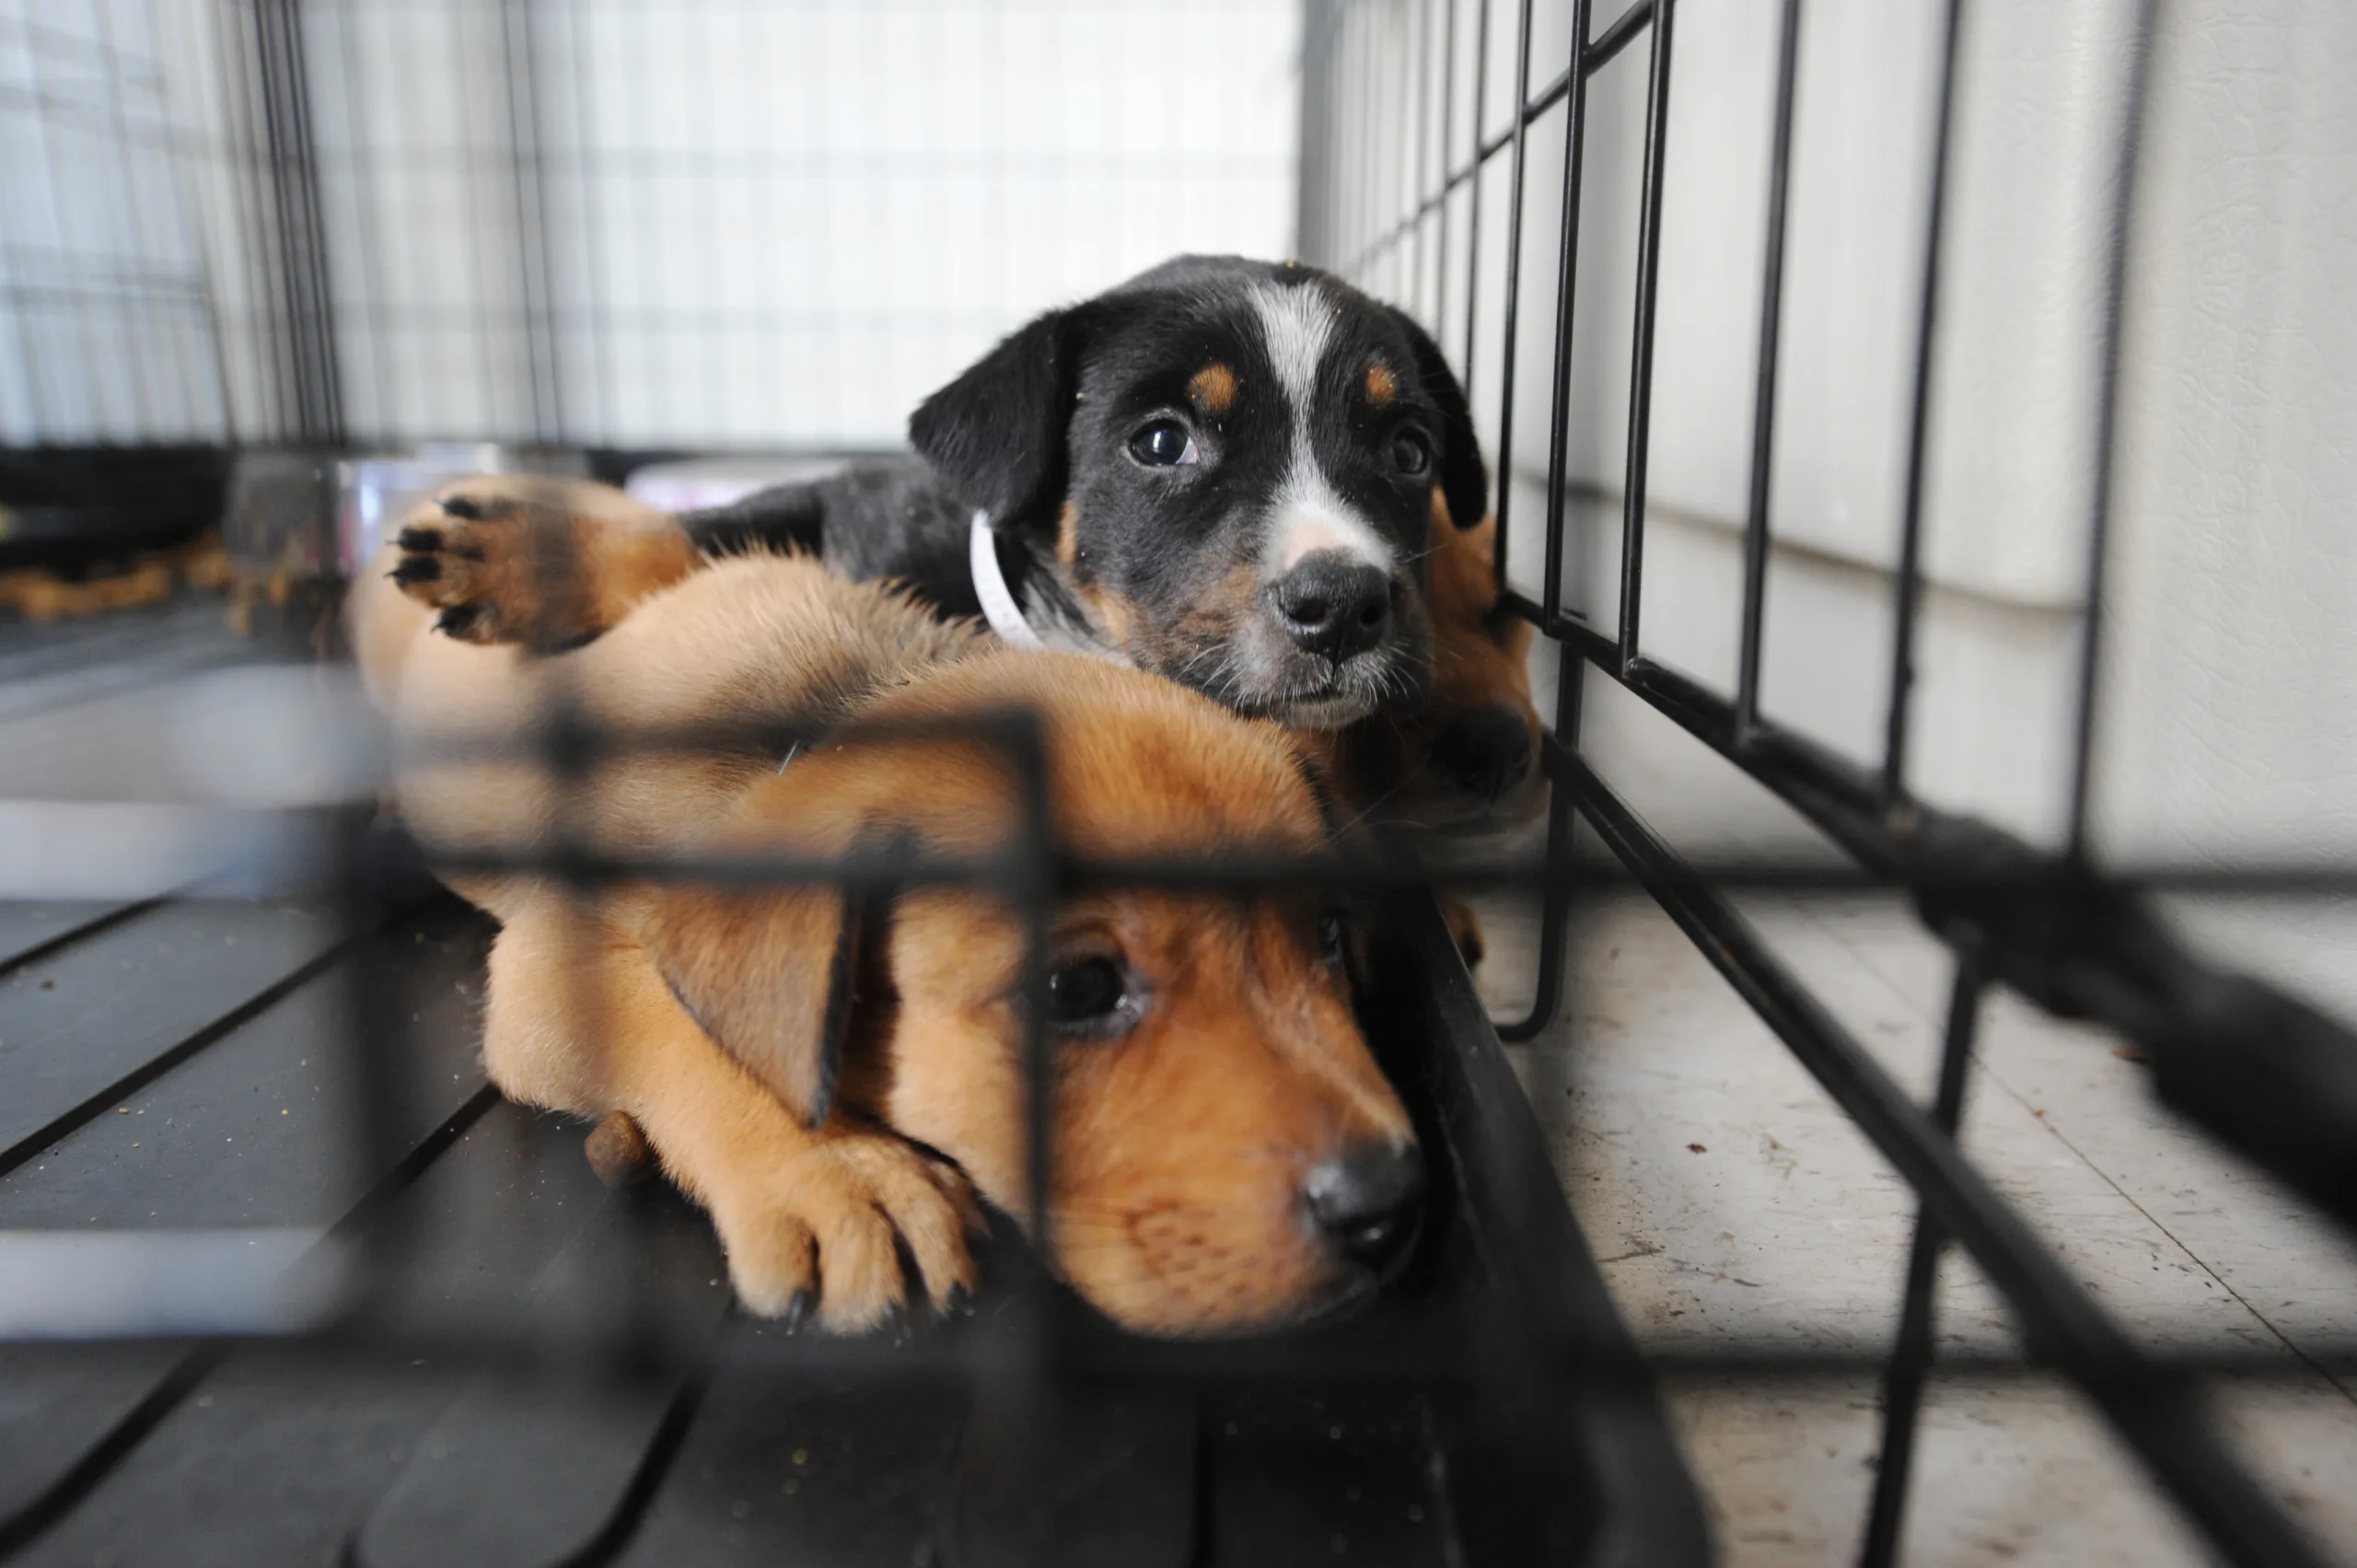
[1249,280,1333,412]
[1248,282,1396,576]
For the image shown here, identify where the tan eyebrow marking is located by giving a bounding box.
[1364,362,1398,406]
[1188,362,1238,415]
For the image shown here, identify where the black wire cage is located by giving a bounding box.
[1,1,2353,1565]
[1303,0,2356,1563]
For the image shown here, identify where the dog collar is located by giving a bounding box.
[969,511,1046,651]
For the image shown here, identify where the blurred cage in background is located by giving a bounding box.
[0,0,2354,1566]
[0,0,1300,453]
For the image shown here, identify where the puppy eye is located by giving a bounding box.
[1128,419,1199,468]
[1046,956,1134,1032]
[1390,430,1434,478]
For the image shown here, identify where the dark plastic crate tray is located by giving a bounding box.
[0,874,1706,1567]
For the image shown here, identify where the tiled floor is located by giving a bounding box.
[1467,885,2357,1566]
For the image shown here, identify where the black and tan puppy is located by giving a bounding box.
[406,256,1542,832]
[350,535,1424,1336]
[690,255,1487,731]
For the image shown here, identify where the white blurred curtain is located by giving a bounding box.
[303,0,1302,449]
[0,0,1305,451]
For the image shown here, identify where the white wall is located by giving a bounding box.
[1334,0,2357,873]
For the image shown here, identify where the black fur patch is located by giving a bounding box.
[679,256,1487,729]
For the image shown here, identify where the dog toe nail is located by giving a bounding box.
[782,1289,814,1333]
[945,1284,974,1318]
[438,494,485,519]
[392,557,441,586]
[396,526,441,552]
[435,604,482,636]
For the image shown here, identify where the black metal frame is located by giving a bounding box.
[5,2,2355,1562]
[1304,2,2355,1565]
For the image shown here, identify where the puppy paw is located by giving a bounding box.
[718,1128,986,1333]
[390,482,590,649]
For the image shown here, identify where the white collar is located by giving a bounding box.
[968,510,1046,650]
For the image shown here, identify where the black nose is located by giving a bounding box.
[1270,552,1392,660]
[1429,703,1536,801]
[1304,1141,1425,1275]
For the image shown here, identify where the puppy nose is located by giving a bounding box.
[1429,703,1537,801]
[1271,551,1392,659]
[1304,1141,1425,1274]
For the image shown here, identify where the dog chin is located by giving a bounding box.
[1267,691,1382,730]
[1237,660,1420,731]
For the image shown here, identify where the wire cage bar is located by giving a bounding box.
[1,1,2353,1563]
[1304,1,2355,1565]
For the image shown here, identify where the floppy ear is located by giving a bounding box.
[1385,306,1490,535]
[909,306,1096,535]
[633,872,877,1129]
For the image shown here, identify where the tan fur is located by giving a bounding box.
[350,515,1414,1336]
[1074,581,1137,647]
[1188,362,1238,415]
[1329,498,1544,836]
[1364,362,1398,406]
[384,472,1541,834]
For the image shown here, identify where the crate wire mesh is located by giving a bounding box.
[1,0,1299,453]
[0,2,1707,1564]
[1303,0,2356,1564]
[0,643,1713,1562]
[1,0,2353,1563]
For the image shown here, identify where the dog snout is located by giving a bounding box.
[1429,703,1537,801]
[1303,1140,1425,1276]
[1269,551,1393,660]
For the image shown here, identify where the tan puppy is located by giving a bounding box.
[351,510,1423,1336]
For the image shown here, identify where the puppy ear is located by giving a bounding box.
[1385,306,1490,536]
[910,306,1096,533]
[633,872,877,1128]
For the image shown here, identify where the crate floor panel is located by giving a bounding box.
[0,900,349,1167]
[0,857,1704,1563]
[1201,1387,1452,1567]
[613,1359,967,1568]
[0,901,136,973]
[0,621,259,731]
[0,1341,192,1537]
[9,1109,652,1568]
[0,910,486,1230]
[0,904,492,1539]
[12,1348,475,1568]
[350,1170,729,1568]
[0,598,238,696]
[352,1370,691,1568]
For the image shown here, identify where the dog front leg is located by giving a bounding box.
[480,900,982,1332]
